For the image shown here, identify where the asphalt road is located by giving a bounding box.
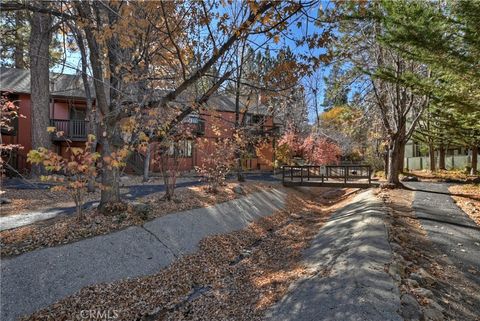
[404,181,480,286]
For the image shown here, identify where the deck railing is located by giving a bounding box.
[282,165,372,186]
[50,119,89,140]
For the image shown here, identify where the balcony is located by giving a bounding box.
[50,119,89,141]
[249,125,279,137]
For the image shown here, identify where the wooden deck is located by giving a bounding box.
[281,165,377,188]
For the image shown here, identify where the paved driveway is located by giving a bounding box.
[404,181,480,286]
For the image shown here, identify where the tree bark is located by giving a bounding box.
[73,25,97,192]
[29,1,52,176]
[383,145,389,176]
[471,145,478,175]
[234,40,247,182]
[398,143,405,173]
[386,140,401,185]
[439,145,446,170]
[429,144,436,172]
[75,2,120,209]
[14,10,26,68]
[100,138,120,204]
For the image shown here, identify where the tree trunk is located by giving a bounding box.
[14,11,25,69]
[471,145,478,175]
[234,40,246,182]
[29,2,52,176]
[386,138,404,186]
[87,140,98,193]
[384,146,389,176]
[143,144,151,182]
[75,2,120,209]
[397,143,405,173]
[74,26,97,192]
[439,145,446,170]
[98,138,121,210]
[161,155,175,201]
[429,144,436,172]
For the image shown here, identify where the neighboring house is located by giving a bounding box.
[0,67,279,175]
[404,139,479,170]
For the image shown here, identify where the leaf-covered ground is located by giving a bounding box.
[406,169,475,182]
[21,187,356,321]
[0,175,195,217]
[449,184,480,226]
[0,182,271,257]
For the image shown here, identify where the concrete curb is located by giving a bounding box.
[0,188,287,321]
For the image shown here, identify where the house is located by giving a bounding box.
[0,67,279,175]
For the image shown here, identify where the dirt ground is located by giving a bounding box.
[449,184,480,226]
[0,175,197,217]
[406,169,477,182]
[380,188,480,321]
[21,187,357,321]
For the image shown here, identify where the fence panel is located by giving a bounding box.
[405,155,479,170]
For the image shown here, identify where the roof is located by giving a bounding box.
[1,68,275,118]
[0,67,94,99]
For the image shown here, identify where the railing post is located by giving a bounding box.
[307,167,310,181]
[345,166,348,183]
[290,166,293,181]
[300,167,303,183]
[368,166,371,185]
[282,166,285,183]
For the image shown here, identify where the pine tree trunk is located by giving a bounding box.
[429,144,436,172]
[29,2,52,176]
[439,145,446,170]
[471,145,478,175]
[14,11,25,69]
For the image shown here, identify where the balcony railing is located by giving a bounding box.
[248,125,279,136]
[50,119,89,141]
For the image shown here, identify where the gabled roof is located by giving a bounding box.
[0,67,94,99]
[0,67,275,119]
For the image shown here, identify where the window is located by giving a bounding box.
[252,115,263,124]
[70,107,86,120]
[169,140,193,157]
[246,143,257,158]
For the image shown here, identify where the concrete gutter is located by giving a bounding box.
[0,188,286,321]
[265,189,402,321]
